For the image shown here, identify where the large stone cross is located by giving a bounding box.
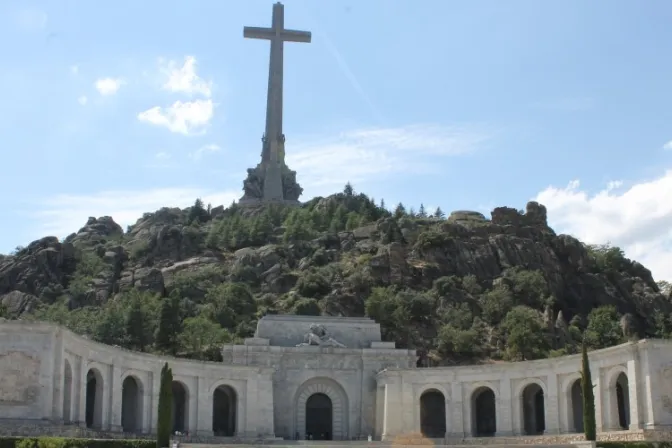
[244,2,311,168]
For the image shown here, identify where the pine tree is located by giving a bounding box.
[418,203,427,217]
[343,182,354,196]
[156,363,173,448]
[433,207,446,219]
[155,296,182,355]
[581,339,597,441]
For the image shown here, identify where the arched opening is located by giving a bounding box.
[171,381,188,433]
[420,389,446,438]
[472,387,496,437]
[306,393,332,440]
[569,379,584,433]
[521,383,545,435]
[212,385,237,436]
[121,376,143,433]
[62,360,72,423]
[85,368,104,429]
[615,372,630,430]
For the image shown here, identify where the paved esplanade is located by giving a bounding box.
[244,2,311,201]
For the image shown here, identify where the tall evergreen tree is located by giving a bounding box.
[156,363,173,448]
[581,339,597,441]
[155,295,182,355]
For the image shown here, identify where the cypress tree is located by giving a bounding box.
[581,340,597,441]
[156,363,173,448]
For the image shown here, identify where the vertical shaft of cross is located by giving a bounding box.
[243,2,310,202]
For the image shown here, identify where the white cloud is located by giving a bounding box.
[77,96,88,106]
[137,99,214,135]
[33,188,239,239]
[663,141,672,151]
[155,152,171,160]
[95,78,124,96]
[535,170,672,282]
[287,124,490,194]
[190,144,221,161]
[159,56,212,97]
[70,65,79,76]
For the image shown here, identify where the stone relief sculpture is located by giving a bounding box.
[296,323,346,348]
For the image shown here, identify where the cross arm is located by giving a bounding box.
[244,26,274,40]
[280,29,311,43]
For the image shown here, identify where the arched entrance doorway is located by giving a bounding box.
[121,376,143,433]
[569,379,583,433]
[171,381,188,433]
[614,372,630,430]
[212,385,237,436]
[420,389,446,438]
[472,387,496,437]
[306,393,332,440]
[62,360,73,423]
[521,383,545,435]
[85,368,104,429]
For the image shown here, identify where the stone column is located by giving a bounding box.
[141,372,153,434]
[627,359,641,430]
[496,378,513,436]
[449,382,464,437]
[639,346,656,429]
[444,395,452,437]
[110,364,123,432]
[255,371,276,437]
[381,380,403,441]
[77,358,87,428]
[149,372,161,434]
[188,378,199,435]
[594,371,604,432]
[196,377,213,437]
[242,376,258,437]
[375,385,385,440]
[545,373,561,434]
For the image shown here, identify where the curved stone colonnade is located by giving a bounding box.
[1,320,672,441]
[377,339,672,440]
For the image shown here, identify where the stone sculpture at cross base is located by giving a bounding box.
[296,323,346,348]
[239,2,309,206]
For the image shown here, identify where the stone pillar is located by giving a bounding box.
[444,395,452,437]
[381,380,402,440]
[627,359,641,430]
[77,358,87,428]
[149,372,161,434]
[242,375,258,437]
[639,346,656,429]
[545,373,561,434]
[449,382,464,437]
[375,385,385,440]
[255,372,276,437]
[188,378,199,435]
[142,372,153,434]
[594,371,604,432]
[496,378,513,436]
[196,377,213,437]
[110,364,123,432]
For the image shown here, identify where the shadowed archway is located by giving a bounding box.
[420,389,446,438]
[212,385,237,436]
[472,386,496,437]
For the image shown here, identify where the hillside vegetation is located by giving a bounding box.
[1,183,670,365]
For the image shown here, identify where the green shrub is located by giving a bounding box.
[0,439,155,448]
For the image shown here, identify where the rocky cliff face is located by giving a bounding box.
[1,192,669,363]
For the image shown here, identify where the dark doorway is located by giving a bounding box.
[171,381,188,433]
[522,384,545,435]
[306,393,333,440]
[472,387,496,437]
[121,376,143,433]
[570,379,584,433]
[420,389,446,438]
[212,385,237,436]
[85,369,103,429]
[615,373,630,430]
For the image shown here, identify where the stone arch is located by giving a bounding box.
[211,382,239,436]
[62,358,73,423]
[171,380,189,433]
[470,385,497,437]
[295,378,348,440]
[419,388,447,438]
[606,366,630,430]
[517,380,546,435]
[85,367,104,429]
[121,374,144,433]
[562,374,583,433]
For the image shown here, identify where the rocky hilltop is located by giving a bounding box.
[1,187,670,364]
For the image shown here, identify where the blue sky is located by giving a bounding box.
[1,0,671,281]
